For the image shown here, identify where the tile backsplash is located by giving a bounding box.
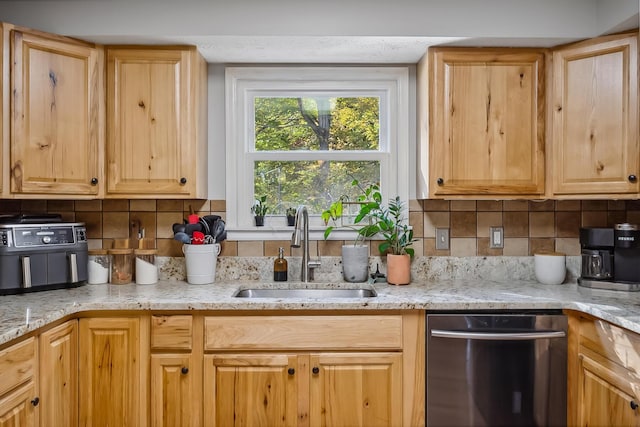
[3,198,638,257]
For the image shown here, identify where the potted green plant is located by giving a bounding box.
[323,180,382,282]
[366,196,417,285]
[286,207,297,226]
[251,195,269,226]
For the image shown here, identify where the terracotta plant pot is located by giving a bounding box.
[386,254,411,285]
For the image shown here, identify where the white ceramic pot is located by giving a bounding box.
[342,245,369,282]
[534,251,566,285]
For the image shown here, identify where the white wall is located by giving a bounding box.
[0,0,635,41]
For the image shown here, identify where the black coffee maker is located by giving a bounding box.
[579,223,640,291]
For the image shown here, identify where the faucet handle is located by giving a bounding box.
[308,259,321,269]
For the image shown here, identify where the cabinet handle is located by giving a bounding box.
[631,401,638,410]
[181,367,189,375]
[629,175,638,183]
[436,178,444,186]
[180,177,187,185]
[287,368,295,375]
[312,367,320,375]
[90,177,98,185]
[31,397,39,406]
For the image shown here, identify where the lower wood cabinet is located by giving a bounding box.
[39,320,78,426]
[79,317,149,427]
[0,381,38,427]
[0,337,38,427]
[309,352,402,427]
[151,354,199,427]
[203,353,299,426]
[203,351,402,427]
[567,311,640,426]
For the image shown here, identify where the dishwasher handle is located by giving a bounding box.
[430,329,566,341]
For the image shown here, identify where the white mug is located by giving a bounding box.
[534,252,566,285]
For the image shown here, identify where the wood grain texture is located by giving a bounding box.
[551,32,639,196]
[309,352,402,427]
[204,315,403,350]
[203,353,298,427]
[429,47,545,197]
[78,317,147,427]
[10,29,101,196]
[106,46,207,198]
[38,320,78,427]
[151,354,199,427]
[151,315,193,350]
[0,337,36,397]
[0,381,38,427]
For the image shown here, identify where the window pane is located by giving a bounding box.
[254,97,379,151]
[254,160,380,215]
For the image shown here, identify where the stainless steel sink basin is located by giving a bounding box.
[233,288,377,298]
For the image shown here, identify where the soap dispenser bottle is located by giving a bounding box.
[274,247,288,281]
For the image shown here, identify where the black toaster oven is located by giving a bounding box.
[0,214,88,294]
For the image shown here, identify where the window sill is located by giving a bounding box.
[226,227,360,242]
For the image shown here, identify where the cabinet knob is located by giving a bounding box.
[629,175,638,183]
[312,367,320,375]
[631,401,638,410]
[31,397,39,406]
[90,177,98,185]
[181,367,189,375]
[436,178,444,186]
[180,177,187,185]
[287,368,295,375]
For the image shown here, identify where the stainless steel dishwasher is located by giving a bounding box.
[426,311,567,426]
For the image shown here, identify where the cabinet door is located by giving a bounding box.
[578,352,640,426]
[39,320,78,426]
[552,32,638,195]
[429,48,545,197]
[11,29,101,196]
[151,354,200,427]
[203,354,299,427]
[78,317,146,427]
[309,352,402,427]
[106,47,205,198]
[0,381,38,427]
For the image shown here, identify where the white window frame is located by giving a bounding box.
[225,66,409,241]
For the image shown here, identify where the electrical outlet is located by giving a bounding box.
[490,226,504,249]
[435,228,449,250]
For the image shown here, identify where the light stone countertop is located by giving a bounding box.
[2,277,640,346]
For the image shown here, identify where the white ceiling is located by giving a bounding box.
[0,0,637,64]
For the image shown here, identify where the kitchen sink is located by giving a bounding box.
[233,288,377,298]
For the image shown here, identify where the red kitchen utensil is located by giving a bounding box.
[192,231,205,244]
[188,214,199,224]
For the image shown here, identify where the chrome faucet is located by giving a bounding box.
[290,205,321,282]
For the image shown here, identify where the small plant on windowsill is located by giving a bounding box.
[286,207,297,226]
[251,195,269,226]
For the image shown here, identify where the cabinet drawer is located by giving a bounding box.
[0,337,36,396]
[579,317,640,376]
[151,315,193,350]
[204,315,403,351]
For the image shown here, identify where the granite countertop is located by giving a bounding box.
[2,278,640,346]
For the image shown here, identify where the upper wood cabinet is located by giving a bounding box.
[427,48,546,198]
[550,32,639,197]
[9,26,103,197]
[105,46,208,199]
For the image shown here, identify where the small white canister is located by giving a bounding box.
[87,249,110,284]
[134,249,158,285]
[534,251,566,285]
